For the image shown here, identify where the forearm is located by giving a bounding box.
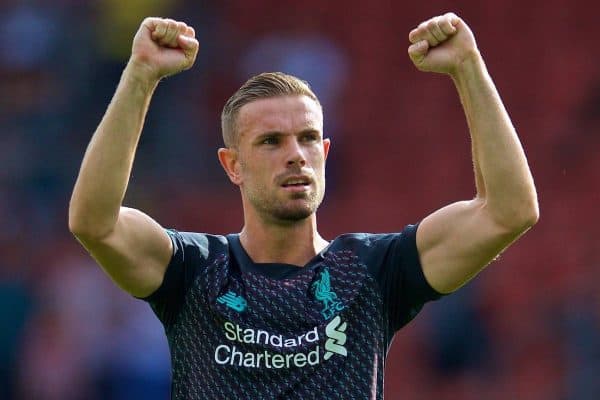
[452,52,538,228]
[69,63,159,238]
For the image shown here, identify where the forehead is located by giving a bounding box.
[237,95,322,140]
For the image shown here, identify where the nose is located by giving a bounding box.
[286,139,306,167]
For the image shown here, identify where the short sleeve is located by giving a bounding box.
[372,224,444,334]
[140,229,211,328]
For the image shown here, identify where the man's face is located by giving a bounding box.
[230,95,330,224]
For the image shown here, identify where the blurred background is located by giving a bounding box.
[0,0,598,399]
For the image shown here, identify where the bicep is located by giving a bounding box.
[416,199,527,294]
[75,207,173,297]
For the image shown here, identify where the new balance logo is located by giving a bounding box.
[324,315,347,360]
[217,291,247,312]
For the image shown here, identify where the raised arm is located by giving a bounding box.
[406,13,538,294]
[68,18,199,297]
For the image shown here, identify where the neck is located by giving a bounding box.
[239,213,328,267]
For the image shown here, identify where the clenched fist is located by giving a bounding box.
[129,17,199,82]
[408,13,479,75]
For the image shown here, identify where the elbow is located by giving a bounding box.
[68,209,92,239]
[68,218,114,242]
[505,198,540,233]
[68,205,83,236]
[524,199,540,227]
[68,194,85,236]
[486,194,539,235]
[68,199,89,237]
[518,190,540,229]
[68,204,114,241]
[68,219,88,239]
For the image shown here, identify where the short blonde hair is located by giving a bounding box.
[221,72,320,148]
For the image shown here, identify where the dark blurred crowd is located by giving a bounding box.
[0,1,598,399]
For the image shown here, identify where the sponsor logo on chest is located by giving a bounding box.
[214,318,348,369]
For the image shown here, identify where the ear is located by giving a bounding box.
[217,147,242,185]
[323,138,331,161]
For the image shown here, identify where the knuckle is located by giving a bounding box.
[156,19,168,30]
[408,30,418,42]
[164,20,176,34]
[425,32,438,42]
[445,12,460,23]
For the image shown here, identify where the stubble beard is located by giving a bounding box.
[248,182,325,224]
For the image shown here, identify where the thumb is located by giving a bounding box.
[408,40,429,65]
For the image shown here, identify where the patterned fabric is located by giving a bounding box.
[143,225,443,399]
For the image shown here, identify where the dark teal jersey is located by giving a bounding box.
[143,224,443,399]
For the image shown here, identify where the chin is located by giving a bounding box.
[271,196,323,221]
[271,206,315,222]
[249,190,323,223]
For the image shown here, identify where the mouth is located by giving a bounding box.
[280,176,313,192]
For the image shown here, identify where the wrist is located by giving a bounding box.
[450,49,484,80]
[123,59,161,91]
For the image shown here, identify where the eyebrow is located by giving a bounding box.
[254,128,321,141]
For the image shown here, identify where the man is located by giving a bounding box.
[69,13,538,399]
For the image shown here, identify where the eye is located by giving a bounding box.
[301,133,319,143]
[261,136,279,145]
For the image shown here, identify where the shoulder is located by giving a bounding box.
[165,230,230,261]
[329,225,418,254]
[324,226,420,278]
